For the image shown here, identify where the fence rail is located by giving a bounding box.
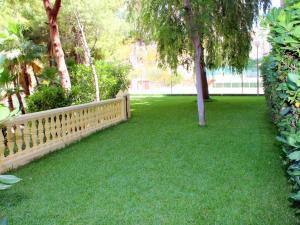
[0,94,130,173]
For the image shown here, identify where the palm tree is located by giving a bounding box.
[0,67,15,112]
[0,21,44,114]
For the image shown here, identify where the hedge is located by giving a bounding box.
[261,0,300,212]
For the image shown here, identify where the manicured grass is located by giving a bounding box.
[0,96,296,224]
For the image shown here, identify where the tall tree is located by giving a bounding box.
[43,0,71,91]
[183,0,205,125]
[0,16,43,115]
[75,11,101,102]
[131,0,271,126]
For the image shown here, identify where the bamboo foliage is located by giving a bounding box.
[0,95,130,173]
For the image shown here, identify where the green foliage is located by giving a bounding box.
[131,0,271,72]
[4,0,131,63]
[96,61,130,99]
[70,61,130,104]
[0,175,21,190]
[38,67,61,86]
[0,104,11,124]
[26,86,72,113]
[69,64,95,105]
[261,55,284,122]
[261,0,300,212]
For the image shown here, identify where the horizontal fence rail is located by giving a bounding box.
[0,94,130,173]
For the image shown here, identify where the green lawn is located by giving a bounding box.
[0,96,296,224]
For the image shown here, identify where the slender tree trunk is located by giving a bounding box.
[75,11,101,102]
[16,93,25,114]
[43,0,71,91]
[194,38,206,126]
[13,81,26,114]
[72,26,84,64]
[20,64,31,97]
[183,0,205,126]
[200,43,209,99]
[280,0,284,7]
[47,41,54,67]
[201,71,209,100]
[81,34,90,66]
[34,74,40,87]
[7,94,14,112]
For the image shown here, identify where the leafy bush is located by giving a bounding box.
[69,64,96,105]
[38,67,61,86]
[69,60,130,104]
[261,0,300,211]
[260,56,284,123]
[26,86,72,113]
[96,61,130,99]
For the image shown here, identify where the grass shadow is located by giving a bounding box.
[0,192,28,208]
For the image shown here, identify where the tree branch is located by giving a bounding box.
[43,0,52,17]
[52,0,61,19]
[183,0,198,44]
[91,29,100,52]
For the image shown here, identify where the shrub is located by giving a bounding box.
[261,0,300,212]
[26,86,72,113]
[260,56,284,123]
[96,61,130,100]
[69,64,95,105]
[69,61,130,104]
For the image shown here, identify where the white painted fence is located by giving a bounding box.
[0,94,130,173]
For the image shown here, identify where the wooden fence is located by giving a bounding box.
[0,94,130,173]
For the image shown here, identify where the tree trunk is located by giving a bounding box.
[193,38,206,126]
[72,25,88,64]
[201,63,209,100]
[43,0,71,91]
[47,41,54,67]
[13,80,26,114]
[74,27,82,64]
[200,43,209,100]
[34,74,40,87]
[183,0,205,126]
[75,11,101,102]
[7,94,14,112]
[20,64,31,97]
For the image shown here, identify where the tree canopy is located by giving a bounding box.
[0,0,131,113]
[131,0,271,72]
[130,0,271,125]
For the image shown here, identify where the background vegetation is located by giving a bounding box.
[261,0,300,215]
[0,0,131,114]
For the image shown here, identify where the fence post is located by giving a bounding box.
[122,93,131,120]
[117,90,131,120]
[125,93,131,119]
